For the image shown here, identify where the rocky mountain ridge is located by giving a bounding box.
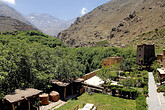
[0,16,38,32]
[0,16,37,33]
[0,1,31,25]
[58,0,165,47]
[0,1,38,32]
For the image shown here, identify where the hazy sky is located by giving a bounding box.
[2,0,110,20]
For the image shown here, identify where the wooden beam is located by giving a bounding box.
[12,104,15,110]
[64,87,66,99]
[71,84,73,95]
[28,99,30,110]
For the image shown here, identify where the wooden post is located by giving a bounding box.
[38,100,40,110]
[28,99,30,110]
[12,104,15,110]
[64,87,66,99]
[83,102,85,107]
[71,84,73,95]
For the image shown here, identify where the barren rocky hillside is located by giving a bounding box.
[58,0,165,47]
[0,16,37,33]
[0,1,31,25]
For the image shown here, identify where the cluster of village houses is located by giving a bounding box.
[103,44,165,85]
[2,44,165,110]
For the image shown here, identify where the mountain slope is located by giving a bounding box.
[0,1,31,25]
[58,0,165,47]
[128,29,165,50]
[26,13,75,36]
[0,16,37,32]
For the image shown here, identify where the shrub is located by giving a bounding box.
[143,86,148,95]
[111,87,116,96]
[120,72,126,76]
[96,40,109,47]
[157,85,165,92]
[136,95,147,110]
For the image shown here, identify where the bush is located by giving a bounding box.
[120,72,126,76]
[111,87,116,96]
[143,86,148,95]
[96,40,109,47]
[157,85,165,92]
[136,95,147,110]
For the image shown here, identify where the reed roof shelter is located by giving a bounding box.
[4,88,42,110]
[50,78,84,100]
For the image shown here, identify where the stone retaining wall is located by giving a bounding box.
[82,69,100,80]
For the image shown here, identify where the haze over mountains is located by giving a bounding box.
[58,0,165,47]
[26,13,75,36]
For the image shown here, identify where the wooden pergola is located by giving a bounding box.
[4,88,42,110]
[50,78,84,99]
[50,80,70,99]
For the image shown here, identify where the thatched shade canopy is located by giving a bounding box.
[4,88,42,103]
[50,80,70,87]
[74,78,84,83]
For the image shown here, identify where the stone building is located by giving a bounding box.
[157,68,165,85]
[157,49,165,68]
[102,56,123,68]
[136,44,155,66]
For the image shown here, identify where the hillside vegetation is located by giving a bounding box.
[128,28,165,52]
[0,31,136,100]
[58,0,165,47]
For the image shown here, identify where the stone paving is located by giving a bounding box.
[53,101,67,109]
[40,100,67,110]
[158,92,165,110]
[147,72,165,110]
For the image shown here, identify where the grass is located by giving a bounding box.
[56,92,136,110]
